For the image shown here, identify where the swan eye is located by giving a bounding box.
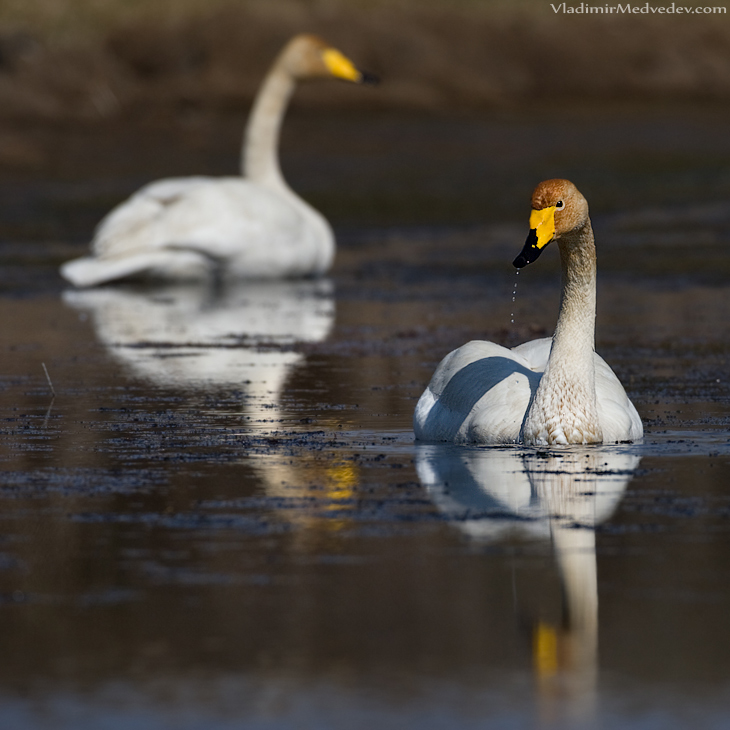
[555,201,564,210]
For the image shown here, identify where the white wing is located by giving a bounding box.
[511,337,552,370]
[414,340,542,444]
[594,355,643,442]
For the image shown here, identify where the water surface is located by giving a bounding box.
[0,108,729,729]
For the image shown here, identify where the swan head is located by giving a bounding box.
[513,179,589,268]
[279,34,378,85]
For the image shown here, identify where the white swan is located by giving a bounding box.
[60,35,376,288]
[414,179,643,446]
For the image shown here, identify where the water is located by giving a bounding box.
[0,107,730,729]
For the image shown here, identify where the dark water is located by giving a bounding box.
[0,108,730,728]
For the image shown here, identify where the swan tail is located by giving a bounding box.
[61,255,146,288]
[60,249,210,288]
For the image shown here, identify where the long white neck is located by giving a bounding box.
[242,63,296,190]
[523,221,602,444]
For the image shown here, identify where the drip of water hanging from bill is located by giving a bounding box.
[510,269,520,325]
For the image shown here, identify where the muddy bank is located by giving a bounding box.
[0,1,729,130]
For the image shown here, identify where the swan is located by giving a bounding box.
[60,34,376,288]
[414,178,643,446]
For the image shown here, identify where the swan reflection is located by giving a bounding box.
[416,444,640,725]
[64,280,362,539]
[63,280,334,422]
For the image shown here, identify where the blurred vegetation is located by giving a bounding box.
[0,0,532,40]
[0,0,727,128]
[0,0,720,34]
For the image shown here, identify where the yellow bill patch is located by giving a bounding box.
[322,48,361,82]
[529,206,557,249]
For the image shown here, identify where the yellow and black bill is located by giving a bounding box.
[323,48,379,85]
[513,206,557,269]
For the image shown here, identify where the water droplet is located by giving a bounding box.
[510,272,520,326]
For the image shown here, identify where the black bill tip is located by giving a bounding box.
[513,229,543,269]
[359,71,380,85]
[512,252,531,269]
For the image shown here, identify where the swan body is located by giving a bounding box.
[414,179,643,446]
[65,176,333,285]
[61,35,375,288]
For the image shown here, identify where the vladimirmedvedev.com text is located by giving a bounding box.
[551,2,726,12]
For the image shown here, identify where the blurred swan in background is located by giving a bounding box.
[60,34,376,288]
[414,179,642,446]
[417,444,640,723]
[63,280,334,415]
